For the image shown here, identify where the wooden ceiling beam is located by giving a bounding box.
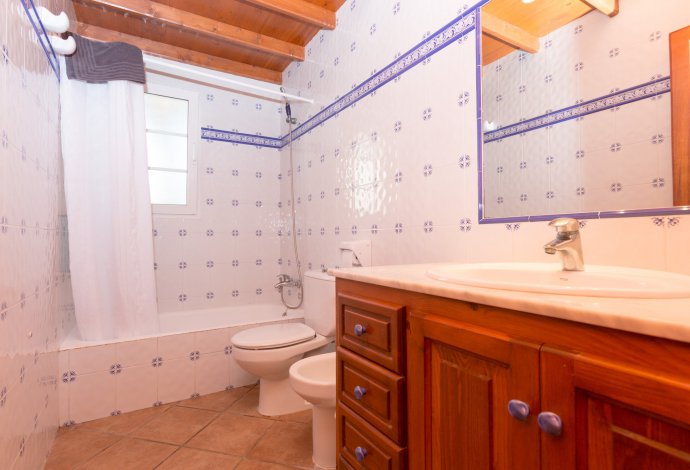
[76,23,283,83]
[74,0,304,61]
[482,11,540,54]
[580,0,619,17]
[241,0,335,30]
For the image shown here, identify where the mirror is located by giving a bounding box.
[479,0,690,221]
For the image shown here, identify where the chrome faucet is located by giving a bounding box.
[274,274,300,291]
[544,218,584,271]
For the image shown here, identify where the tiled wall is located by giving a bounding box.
[0,0,75,468]
[277,0,690,277]
[147,73,285,313]
[57,317,305,426]
[482,0,690,218]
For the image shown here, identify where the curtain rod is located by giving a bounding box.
[143,56,313,104]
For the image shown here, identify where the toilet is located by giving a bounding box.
[231,270,335,416]
[289,352,336,470]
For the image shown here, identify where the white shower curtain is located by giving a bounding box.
[60,60,159,341]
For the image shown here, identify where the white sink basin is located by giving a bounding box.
[426,263,690,299]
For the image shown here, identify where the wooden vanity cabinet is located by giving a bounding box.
[336,278,690,470]
[336,291,407,469]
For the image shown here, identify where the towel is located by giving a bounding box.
[66,34,145,84]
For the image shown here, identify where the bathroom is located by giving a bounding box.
[3,0,690,468]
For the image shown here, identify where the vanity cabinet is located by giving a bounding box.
[336,292,407,469]
[336,278,690,470]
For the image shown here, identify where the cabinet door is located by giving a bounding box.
[541,347,690,469]
[408,311,541,470]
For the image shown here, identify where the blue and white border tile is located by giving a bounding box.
[201,128,282,149]
[20,0,60,80]
[202,6,482,150]
[483,76,671,143]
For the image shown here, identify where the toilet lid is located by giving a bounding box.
[231,323,316,350]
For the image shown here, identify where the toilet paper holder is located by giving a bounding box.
[339,240,371,267]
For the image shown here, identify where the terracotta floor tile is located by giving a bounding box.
[186,413,273,456]
[130,406,218,445]
[176,387,252,412]
[76,437,176,469]
[226,387,262,418]
[235,460,307,470]
[77,405,171,435]
[275,409,312,424]
[248,421,313,468]
[45,429,121,470]
[157,447,242,469]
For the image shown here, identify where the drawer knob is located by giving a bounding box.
[537,411,563,436]
[507,399,530,421]
[354,386,367,400]
[355,446,368,462]
[354,324,367,336]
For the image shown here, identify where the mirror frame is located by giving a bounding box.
[476,10,690,224]
[672,25,690,206]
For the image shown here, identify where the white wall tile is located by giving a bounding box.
[68,344,116,374]
[158,333,195,360]
[116,365,158,413]
[195,352,228,395]
[116,338,157,368]
[157,357,195,404]
[194,328,229,354]
[0,0,75,461]
[68,372,116,424]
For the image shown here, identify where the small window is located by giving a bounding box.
[144,84,198,214]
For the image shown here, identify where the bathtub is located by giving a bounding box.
[58,304,304,426]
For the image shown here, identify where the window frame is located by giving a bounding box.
[144,83,199,216]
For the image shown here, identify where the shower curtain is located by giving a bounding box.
[59,59,158,341]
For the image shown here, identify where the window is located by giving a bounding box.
[144,84,198,214]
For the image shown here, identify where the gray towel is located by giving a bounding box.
[66,34,146,84]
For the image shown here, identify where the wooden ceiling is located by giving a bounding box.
[481,0,619,65]
[73,0,347,84]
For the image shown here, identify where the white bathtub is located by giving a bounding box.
[159,304,303,334]
[61,303,303,348]
[58,304,304,426]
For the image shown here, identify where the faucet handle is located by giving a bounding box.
[548,218,580,233]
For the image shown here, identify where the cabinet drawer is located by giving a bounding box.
[338,347,406,444]
[337,294,405,373]
[337,403,406,470]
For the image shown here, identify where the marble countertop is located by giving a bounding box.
[329,263,690,343]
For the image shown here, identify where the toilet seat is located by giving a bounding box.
[232,323,316,350]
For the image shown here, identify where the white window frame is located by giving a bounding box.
[144,83,199,215]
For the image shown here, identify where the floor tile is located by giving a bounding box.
[275,409,312,424]
[76,437,176,469]
[158,447,242,469]
[45,429,121,470]
[186,412,273,456]
[248,421,313,468]
[130,406,218,445]
[235,460,307,470]
[77,405,171,435]
[226,387,262,417]
[176,386,251,412]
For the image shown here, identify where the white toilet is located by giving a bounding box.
[231,270,335,416]
[289,352,336,470]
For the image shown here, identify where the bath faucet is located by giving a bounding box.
[544,218,584,271]
[274,274,301,291]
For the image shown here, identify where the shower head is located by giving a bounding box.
[280,87,297,124]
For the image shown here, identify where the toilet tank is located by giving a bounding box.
[302,270,336,337]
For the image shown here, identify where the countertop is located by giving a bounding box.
[329,263,690,344]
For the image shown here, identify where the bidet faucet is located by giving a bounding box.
[544,218,584,271]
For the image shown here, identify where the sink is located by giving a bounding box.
[426,263,690,299]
